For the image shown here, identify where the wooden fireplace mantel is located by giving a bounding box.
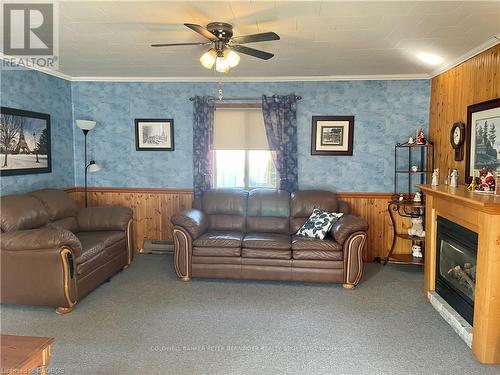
[417,184,500,364]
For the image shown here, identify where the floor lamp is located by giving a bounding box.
[76,120,101,207]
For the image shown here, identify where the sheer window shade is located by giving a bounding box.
[213,109,269,150]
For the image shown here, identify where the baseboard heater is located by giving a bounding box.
[141,240,174,254]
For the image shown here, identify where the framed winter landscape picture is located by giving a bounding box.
[466,98,500,179]
[311,116,354,156]
[135,119,174,151]
[0,107,51,176]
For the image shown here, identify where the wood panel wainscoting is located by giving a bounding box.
[66,187,414,262]
[429,43,500,183]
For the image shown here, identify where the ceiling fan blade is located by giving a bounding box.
[184,23,217,41]
[151,42,210,47]
[231,32,280,44]
[230,45,274,60]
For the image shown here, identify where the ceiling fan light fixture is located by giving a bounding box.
[200,49,217,69]
[215,55,230,73]
[225,50,240,68]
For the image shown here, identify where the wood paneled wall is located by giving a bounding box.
[429,44,500,182]
[66,187,412,262]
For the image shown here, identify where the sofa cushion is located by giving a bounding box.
[30,189,79,221]
[291,190,339,218]
[75,231,125,264]
[202,189,248,215]
[0,194,49,232]
[296,209,343,239]
[291,235,342,251]
[193,231,243,248]
[247,189,290,217]
[292,249,343,261]
[47,217,79,233]
[242,248,291,260]
[243,233,291,249]
[193,247,241,257]
[208,215,246,232]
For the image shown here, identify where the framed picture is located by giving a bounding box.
[311,116,354,155]
[0,107,51,176]
[466,98,500,179]
[135,119,174,151]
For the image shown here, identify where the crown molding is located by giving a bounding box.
[69,74,429,82]
[430,36,500,78]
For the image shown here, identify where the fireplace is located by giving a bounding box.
[435,216,478,325]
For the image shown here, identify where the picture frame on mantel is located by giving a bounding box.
[135,119,174,151]
[0,107,52,176]
[465,97,500,180]
[311,116,354,156]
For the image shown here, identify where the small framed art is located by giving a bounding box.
[135,119,174,151]
[465,98,499,179]
[311,116,354,156]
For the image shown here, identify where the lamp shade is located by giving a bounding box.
[76,120,96,131]
[200,49,217,69]
[87,162,101,173]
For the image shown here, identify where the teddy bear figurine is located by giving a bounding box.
[412,244,423,258]
[408,216,425,238]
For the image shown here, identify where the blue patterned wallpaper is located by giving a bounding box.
[0,66,430,194]
[72,80,430,192]
[0,67,74,195]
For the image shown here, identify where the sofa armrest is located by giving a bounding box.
[0,232,79,308]
[171,209,208,240]
[77,206,133,232]
[331,214,368,245]
[0,228,82,257]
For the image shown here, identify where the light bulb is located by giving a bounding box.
[200,49,217,69]
[225,50,240,68]
[215,56,229,73]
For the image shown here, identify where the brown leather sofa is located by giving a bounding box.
[0,189,134,313]
[171,189,368,288]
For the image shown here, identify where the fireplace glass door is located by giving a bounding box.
[438,240,476,303]
[436,216,478,325]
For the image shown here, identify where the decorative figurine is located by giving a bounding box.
[467,170,478,191]
[412,244,423,258]
[398,194,404,202]
[450,169,459,187]
[476,168,496,192]
[444,168,450,185]
[416,128,426,145]
[411,165,418,173]
[431,168,439,186]
[408,136,415,145]
[413,192,422,203]
[408,217,425,237]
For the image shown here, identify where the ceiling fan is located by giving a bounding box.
[151,22,280,73]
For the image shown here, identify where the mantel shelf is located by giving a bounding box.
[417,184,500,215]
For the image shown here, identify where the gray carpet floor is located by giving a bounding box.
[1,254,499,375]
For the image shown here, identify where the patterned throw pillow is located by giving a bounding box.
[296,208,343,240]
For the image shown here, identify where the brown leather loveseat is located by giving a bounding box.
[171,189,368,288]
[0,189,133,313]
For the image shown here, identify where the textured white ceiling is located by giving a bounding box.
[38,1,500,78]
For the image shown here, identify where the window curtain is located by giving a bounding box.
[261,94,299,192]
[192,96,215,199]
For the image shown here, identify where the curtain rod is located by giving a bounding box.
[189,95,302,102]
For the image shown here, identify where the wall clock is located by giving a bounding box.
[450,121,465,161]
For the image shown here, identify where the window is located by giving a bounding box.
[213,108,277,189]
